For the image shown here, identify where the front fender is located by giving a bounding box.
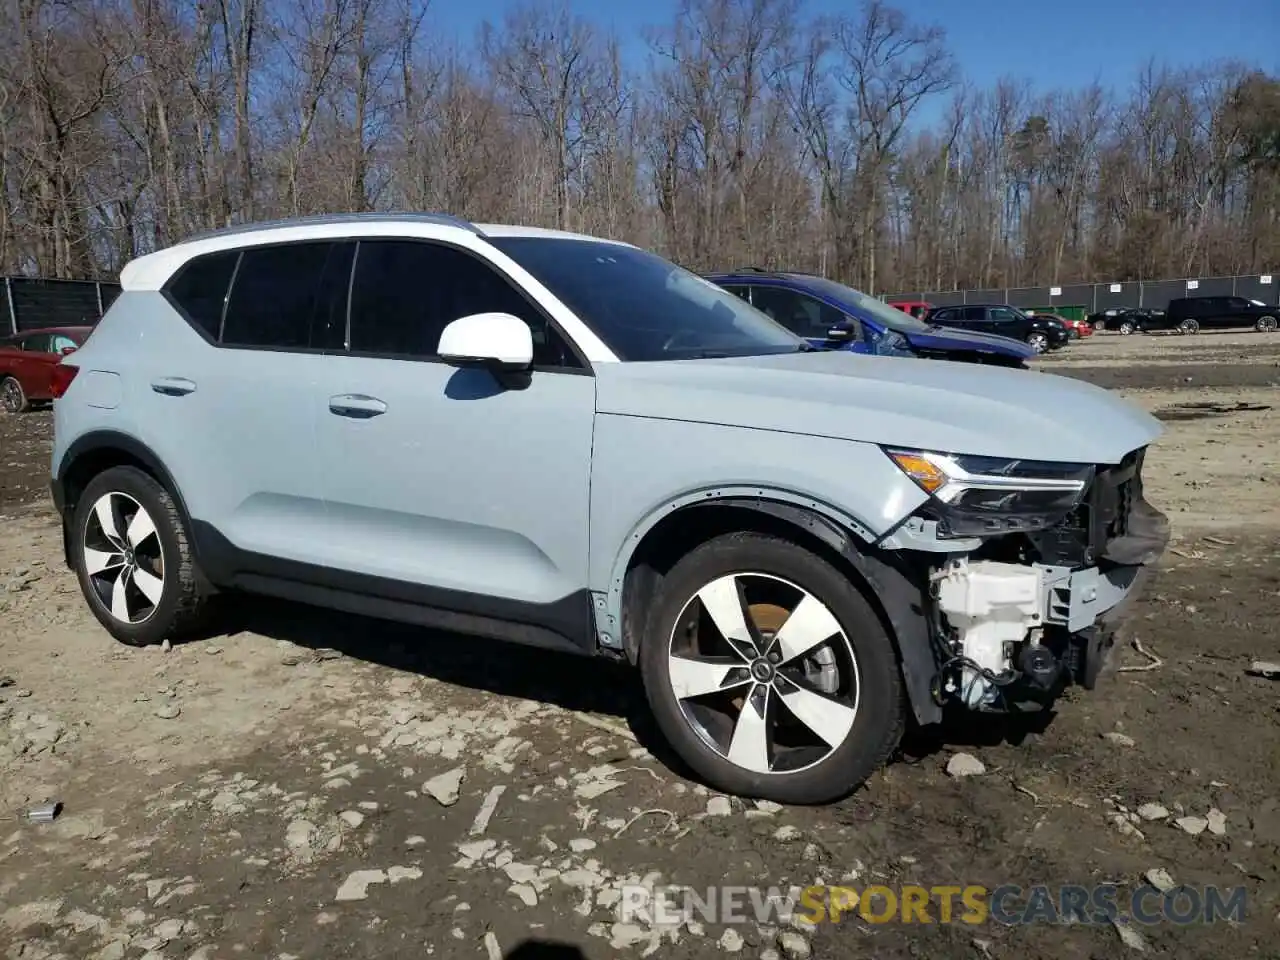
[599,484,881,615]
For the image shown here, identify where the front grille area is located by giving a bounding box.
[1027,447,1144,568]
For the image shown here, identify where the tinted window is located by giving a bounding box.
[720,285,752,302]
[960,307,985,323]
[989,307,1020,324]
[167,250,240,340]
[489,237,804,361]
[793,277,932,332]
[21,334,51,352]
[347,240,579,367]
[750,287,845,337]
[222,241,347,349]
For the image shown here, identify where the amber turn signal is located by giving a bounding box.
[887,451,949,494]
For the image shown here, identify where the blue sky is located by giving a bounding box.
[432,0,1279,127]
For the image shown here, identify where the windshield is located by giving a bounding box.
[488,237,807,361]
[794,276,934,333]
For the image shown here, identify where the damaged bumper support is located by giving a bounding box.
[932,499,1170,711]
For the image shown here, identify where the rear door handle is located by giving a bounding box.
[329,394,387,418]
[151,377,196,396]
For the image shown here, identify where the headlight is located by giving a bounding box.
[885,448,1094,537]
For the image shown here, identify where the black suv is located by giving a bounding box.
[926,304,1070,353]
[1087,307,1168,335]
[1164,296,1279,333]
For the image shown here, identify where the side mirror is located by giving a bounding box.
[438,313,533,372]
[824,321,856,342]
[60,345,77,356]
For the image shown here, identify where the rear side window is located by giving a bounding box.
[166,249,240,340]
[222,241,350,349]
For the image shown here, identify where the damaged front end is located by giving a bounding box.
[881,446,1169,713]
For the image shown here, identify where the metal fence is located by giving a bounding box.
[2,276,122,336]
[884,272,1280,321]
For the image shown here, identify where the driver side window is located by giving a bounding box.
[21,334,52,353]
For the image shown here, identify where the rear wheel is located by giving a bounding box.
[0,377,27,414]
[1178,318,1200,335]
[639,532,905,804]
[1118,321,1136,335]
[70,466,210,646]
[1256,315,1277,332]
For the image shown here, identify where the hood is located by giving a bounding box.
[594,350,1161,464]
[898,326,1035,359]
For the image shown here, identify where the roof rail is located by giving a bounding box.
[182,211,484,244]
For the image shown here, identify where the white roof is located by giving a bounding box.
[118,214,634,291]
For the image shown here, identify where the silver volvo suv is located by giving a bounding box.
[48,213,1169,804]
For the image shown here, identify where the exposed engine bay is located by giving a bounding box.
[925,447,1169,711]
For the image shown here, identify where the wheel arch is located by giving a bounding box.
[55,431,196,569]
[610,493,943,726]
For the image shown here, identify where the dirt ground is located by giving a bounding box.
[1,331,1278,960]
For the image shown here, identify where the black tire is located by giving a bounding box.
[0,376,27,414]
[70,465,209,646]
[1118,321,1136,335]
[1256,315,1277,333]
[1178,318,1200,335]
[639,532,905,804]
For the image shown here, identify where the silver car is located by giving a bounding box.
[49,214,1169,804]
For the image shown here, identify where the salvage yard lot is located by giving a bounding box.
[1,332,1278,960]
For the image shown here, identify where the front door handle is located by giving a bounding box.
[329,394,387,418]
[151,377,196,396]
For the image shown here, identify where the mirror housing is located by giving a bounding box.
[59,345,77,356]
[824,321,856,342]
[438,313,533,372]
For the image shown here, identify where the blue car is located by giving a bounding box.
[704,270,1036,367]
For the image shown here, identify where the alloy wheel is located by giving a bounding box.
[666,572,860,776]
[0,379,22,413]
[1026,332,1048,353]
[82,491,166,624]
[1178,319,1200,335]
[1257,316,1277,332]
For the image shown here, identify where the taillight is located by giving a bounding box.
[50,364,79,399]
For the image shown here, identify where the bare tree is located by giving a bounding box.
[0,0,1274,289]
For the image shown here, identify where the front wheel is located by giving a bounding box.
[639,532,905,804]
[1118,321,1136,335]
[1178,318,1200,335]
[0,376,27,414]
[1256,315,1277,332]
[1026,332,1048,353]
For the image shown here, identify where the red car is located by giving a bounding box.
[0,325,93,413]
[887,299,934,319]
[1031,312,1093,339]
